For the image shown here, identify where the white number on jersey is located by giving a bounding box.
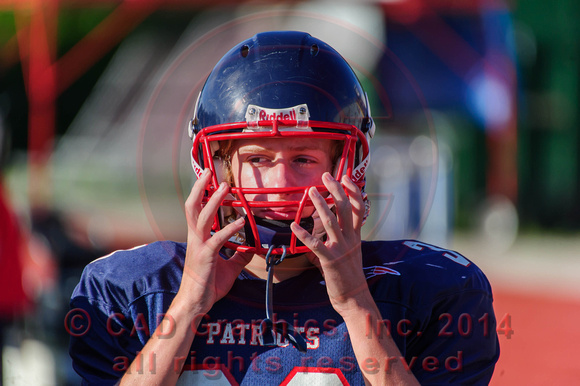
[403,241,471,267]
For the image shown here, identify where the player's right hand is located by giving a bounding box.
[176,168,252,316]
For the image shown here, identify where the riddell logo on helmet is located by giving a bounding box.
[246,104,310,126]
[259,109,297,121]
[191,157,204,178]
[353,156,369,182]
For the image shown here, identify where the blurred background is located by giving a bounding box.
[1,0,579,384]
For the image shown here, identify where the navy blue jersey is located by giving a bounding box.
[68,240,499,385]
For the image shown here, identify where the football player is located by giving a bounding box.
[69,31,499,385]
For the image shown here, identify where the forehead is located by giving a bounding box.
[232,137,335,153]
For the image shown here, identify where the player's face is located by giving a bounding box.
[229,137,335,220]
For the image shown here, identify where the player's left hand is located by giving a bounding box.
[291,172,369,317]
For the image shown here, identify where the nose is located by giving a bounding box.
[268,161,295,189]
[265,160,307,203]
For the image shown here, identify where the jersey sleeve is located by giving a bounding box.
[68,295,141,385]
[408,285,499,384]
[364,240,499,384]
[67,250,148,386]
[401,245,500,384]
[68,242,185,384]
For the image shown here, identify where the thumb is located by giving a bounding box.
[227,251,254,272]
[305,252,322,272]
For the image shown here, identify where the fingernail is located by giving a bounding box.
[218,182,228,192]
[203,168,211,177]
[235,217,244,225]
[310,187,321,197]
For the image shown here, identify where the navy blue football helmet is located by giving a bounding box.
[189,31,374,256]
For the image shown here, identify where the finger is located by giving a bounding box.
[308,186,343,243]
[185,168,212,222]
[322,172,353,231]
[341,175,365,232]
[204,216,245,251]
[196,181,232,236]
[290,219,329,257]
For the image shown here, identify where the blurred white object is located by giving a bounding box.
[3,339,56,386]
[479,195,519,254]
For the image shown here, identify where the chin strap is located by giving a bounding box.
[259,245,307,352]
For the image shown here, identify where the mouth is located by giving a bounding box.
[259,209,298,220]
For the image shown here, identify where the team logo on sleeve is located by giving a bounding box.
[363,265,401,279]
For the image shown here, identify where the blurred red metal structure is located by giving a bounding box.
[4,0,165,205]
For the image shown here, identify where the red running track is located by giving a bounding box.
[490,287,580,385]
